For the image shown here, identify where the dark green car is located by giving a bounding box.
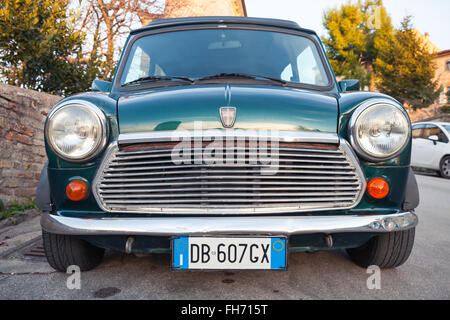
[37,17,419,272]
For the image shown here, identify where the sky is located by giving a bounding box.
[244,0,450,50]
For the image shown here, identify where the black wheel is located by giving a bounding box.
[42,230,105,272]
[346,228,415,269]
[440,156,450,179]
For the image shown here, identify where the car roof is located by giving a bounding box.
[413,121,450,125]
[412,121,450,129]
[130,16,316,35]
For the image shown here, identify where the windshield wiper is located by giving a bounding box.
[123,75,195,86]
[196,73,287,86]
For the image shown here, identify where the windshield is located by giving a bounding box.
[119,28,330,88]
[443,124,450,133]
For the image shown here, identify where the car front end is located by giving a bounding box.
[37,17,419,271]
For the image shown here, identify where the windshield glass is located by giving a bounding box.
[442,124,450,133]
[119,28,330,87]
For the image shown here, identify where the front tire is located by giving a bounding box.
[440,156,450,179]
[346,228,415,269]
[42,230,105,272]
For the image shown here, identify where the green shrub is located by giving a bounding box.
[441,105,450,114]
[0,198,37,220]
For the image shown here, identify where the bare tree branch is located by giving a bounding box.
[71,0,164,79]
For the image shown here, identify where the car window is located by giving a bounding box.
[442,124,450,134]
[123,46,151,84]
[424,124,449,143]
[412,124,425,139]
[437,127,449,143]
[297,46,327,85]
[120,28,330,87]
[281,46,327,85]
[423,125,438,139]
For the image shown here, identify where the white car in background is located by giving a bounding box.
[411,122,450,178]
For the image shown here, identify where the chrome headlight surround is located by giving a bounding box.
[349,99,411,162]
[45,100,108,162]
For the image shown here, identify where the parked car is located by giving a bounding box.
[411,122,450,178]
[37,17,419,272]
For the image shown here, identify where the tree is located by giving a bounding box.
[362,0,394,67]
[322,0,394,88]
[374,16,441,109]
[72,0,163,80]
[0,0,99,95]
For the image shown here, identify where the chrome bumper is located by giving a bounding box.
[41,211,418,236]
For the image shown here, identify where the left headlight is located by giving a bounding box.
[349,99,411,161]
[45,100,108,162]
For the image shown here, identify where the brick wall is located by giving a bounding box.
[0,83,61,204]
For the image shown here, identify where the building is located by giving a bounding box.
[434,49,450,105]
[138,0,247,25]
[387,30,449,122]
[414,29,450,105]
[412,29,440,54]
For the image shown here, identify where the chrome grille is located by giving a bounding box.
[93,133,365,215]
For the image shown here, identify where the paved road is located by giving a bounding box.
[0,174,449,300]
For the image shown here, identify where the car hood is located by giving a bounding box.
[117,84,338,134]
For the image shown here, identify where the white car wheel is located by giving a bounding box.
[440,156,450,179]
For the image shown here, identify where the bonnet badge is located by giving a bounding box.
[219,107,236,128]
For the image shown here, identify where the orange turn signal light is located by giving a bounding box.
[66,180,88,201]
[367,178,389,199]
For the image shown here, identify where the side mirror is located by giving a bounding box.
[91,79,112,92]
[339,79,360,92]
[429,135,439,145]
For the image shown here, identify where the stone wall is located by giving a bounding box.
[405,103,450,123]
[0,83,61,204]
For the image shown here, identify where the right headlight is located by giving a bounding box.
[45,100,108,162]
[349,99,411,161]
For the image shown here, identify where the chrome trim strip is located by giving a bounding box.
[92,142,119,213]
[41,211,418,236]
[118,130,340,145]
[115,146,344,156]
[339,138,367,207]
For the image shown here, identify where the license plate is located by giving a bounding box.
[172,236,287,270]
